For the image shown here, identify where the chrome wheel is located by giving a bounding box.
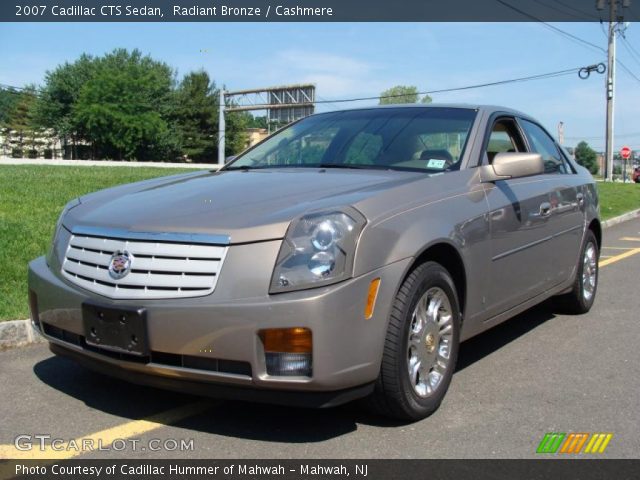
[582,242,597,302]
[407,287,454,397]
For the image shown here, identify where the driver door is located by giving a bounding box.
[483,117,553,318]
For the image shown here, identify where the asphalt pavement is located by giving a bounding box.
[1,219,639,459]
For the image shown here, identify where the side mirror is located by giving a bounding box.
[225,155,236,164]
[481,152,544,183]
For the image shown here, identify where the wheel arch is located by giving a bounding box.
[588,218,602,251]
[403,241,468,319]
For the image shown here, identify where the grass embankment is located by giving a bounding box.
[0,166,638,321]
[0,165,193,321]
[597,182,640,221]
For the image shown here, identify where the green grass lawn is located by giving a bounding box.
[0,165,193,321]
[1,165,639,321]
[597,182,640,221]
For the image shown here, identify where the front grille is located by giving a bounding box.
[61,231,228,299]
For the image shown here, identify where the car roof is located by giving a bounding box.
[313,103,531,119]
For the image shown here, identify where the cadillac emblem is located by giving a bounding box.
[108,250,133,280]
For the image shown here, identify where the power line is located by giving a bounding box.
[555,0,602,20]
[1,64,598,107]
[494,0,606,53]
[620,36,640,68]
[616,58,640,83]
[313,66,583,105]
[495,1,640,86]
[531,0,600,21]
[565,132,640,140]
[532,0,583,20]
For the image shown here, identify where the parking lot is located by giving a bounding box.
[1,218,639,460]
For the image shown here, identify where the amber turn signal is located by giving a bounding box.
[259,327,312,353]
[365,278,381,320]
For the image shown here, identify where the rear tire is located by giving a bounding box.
[555,229,599,314]
[365,261,461,421]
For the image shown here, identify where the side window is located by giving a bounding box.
[519,119,570,174]
[486,118,526,164]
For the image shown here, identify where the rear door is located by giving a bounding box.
[483,117,553,317]
[517,118,585,285]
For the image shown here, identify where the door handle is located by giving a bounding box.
[539,202,552,217]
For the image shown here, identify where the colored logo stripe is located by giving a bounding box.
[537,433,613,454]
[584,433,613,454]
[537,433,566,453]
[560,433,589,453]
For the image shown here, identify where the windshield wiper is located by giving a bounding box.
[222,164,265,171]
[317,163,376,170]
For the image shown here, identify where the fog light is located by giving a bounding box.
[265,352,312,377]
[260,328,312,377]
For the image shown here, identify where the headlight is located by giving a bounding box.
[270,208,366,293]
[47,198,80,263]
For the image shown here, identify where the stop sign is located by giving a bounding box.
[620,146,631,159]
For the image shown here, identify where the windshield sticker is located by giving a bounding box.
[426,159,447,169]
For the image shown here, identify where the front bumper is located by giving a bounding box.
[29,247,411,406]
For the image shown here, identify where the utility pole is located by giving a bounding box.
[598,0,632,181]
[557,121,565,146]
[218,88,225,166]
[604,0,617,181]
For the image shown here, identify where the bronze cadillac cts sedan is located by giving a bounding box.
[28,105,600,420]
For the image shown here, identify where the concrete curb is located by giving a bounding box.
[0,319,46,351]
[1,208,639,351]
[602,208,640,229]
[0,158,220,170]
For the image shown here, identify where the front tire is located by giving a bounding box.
[366,262,461,421]
[555,229,599,314]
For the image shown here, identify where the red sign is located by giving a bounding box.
[620,146,631,159]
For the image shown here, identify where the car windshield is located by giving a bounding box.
[225,107,477,173]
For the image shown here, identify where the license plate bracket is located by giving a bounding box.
[82,303,148,356]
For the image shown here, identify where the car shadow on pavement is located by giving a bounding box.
[32,354,361,442]
[456,300,557,372]
[32,301,558,442]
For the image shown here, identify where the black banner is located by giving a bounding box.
[1,460,640,480]
[3,0,640,22]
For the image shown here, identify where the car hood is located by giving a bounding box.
[65,168,423,244]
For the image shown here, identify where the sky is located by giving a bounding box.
[1,21,639,151]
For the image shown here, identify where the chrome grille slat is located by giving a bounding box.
[62,233,228,299]
[69,235,225,259]
[66,246,221,274]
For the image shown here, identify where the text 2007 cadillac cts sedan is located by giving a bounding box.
[28,105,600,420]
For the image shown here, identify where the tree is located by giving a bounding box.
[246,115,268,129]
[224,110,249,157]
[73,49,177,160]
[0,88,20,126]
[171,72,250,162]
[35,54,97,158]
[2,86,39,156]
[574,141,599,175]
[35,49,251,161]
[379,85,432,105]
[171,70,218,161]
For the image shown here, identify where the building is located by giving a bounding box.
[245,128,269,149]
[0,127,63,159]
